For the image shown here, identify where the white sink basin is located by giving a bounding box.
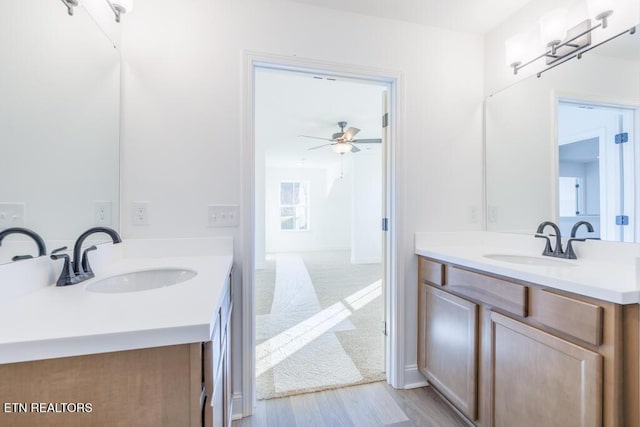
[85,268,198,294]
[483,254,577,268]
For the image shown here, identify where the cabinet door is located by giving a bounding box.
[490,311,602,427]
[419,284,478,420]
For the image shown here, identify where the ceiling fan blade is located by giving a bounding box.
[350,145,361,153]
[299,135,334,141]
[307,143,332,150]
[342,127,360,141]
[352,138,382,144]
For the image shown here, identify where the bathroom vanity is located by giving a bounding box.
[0,239,234,427]
[416,232,640,427]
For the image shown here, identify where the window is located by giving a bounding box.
[279,182,309,230]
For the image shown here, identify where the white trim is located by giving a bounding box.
[241,50,404,418]
[231,392,244,421]
[403,364,428,389]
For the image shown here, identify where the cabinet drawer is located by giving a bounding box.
[446,266,528,317]
[419,257,444,286]
[533,290,603,346]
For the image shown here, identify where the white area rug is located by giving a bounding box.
[256,252,385,400]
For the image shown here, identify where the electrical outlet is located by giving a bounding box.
[488,205,498,223]
[208,204,239,227]
[94,201,112,226]
[0,203,25,227]
[468,206,479,224]
[132,202,149,226]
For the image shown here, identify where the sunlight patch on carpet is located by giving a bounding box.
[256,252,384,399]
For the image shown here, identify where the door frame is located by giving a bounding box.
[241,50,403,417]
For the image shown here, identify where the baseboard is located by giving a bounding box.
[403,364,428,389]
[350,256,382,264]
[231,392,244,421]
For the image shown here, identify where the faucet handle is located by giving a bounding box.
[534,234,553,255]
[50,247,78,286]
[80,245,98,279]
[50,246,69,260]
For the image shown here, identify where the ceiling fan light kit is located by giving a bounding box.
[332,142,353,155]
[299,121,382,156]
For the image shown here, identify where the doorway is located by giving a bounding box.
[557,99,638,242]
[254,66,389,400]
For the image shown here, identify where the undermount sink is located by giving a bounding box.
[85,268,198,294]
[483,254,577,268]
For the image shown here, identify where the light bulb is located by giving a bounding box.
[539,8,568,48]
[505,33,527,67]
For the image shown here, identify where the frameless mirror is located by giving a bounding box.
[0,1,120,263]
[485,26,640,242]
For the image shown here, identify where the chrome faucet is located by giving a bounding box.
[0,227,47,261]
[535,221,564,257]
[51,227,122,286]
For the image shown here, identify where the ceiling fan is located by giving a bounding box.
[299,121,382,155]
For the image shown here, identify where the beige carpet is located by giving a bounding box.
[255,251,385,400]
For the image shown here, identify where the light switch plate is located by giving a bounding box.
[208,204,239,227]
[0,203,25,227]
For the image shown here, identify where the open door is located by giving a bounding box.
[381,89,390,373]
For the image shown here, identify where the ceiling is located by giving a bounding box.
[255,68,385,169]
[286,0,536,34]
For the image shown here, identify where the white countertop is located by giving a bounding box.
[415,232,640,304]
[0,238,233,364]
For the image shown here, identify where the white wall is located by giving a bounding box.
[121,0,484,410]
[264,167,351,253]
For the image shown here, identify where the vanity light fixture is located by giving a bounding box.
[107,0,133,23]
[60,0,79,16]
[507,3,617,76]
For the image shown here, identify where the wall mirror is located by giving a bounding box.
[485,25,640,242]
[0,1,120,264]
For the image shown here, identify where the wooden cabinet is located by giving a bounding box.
[417,256,639,427]
[418,283,478,420]
[0,273,234,427]
[491,311,602,427]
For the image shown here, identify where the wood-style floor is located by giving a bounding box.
[232,381,467,427]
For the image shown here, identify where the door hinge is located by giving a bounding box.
[616,215,629,225]
[615,132,629,144]
[382,112,389,128]
[382,217,389,231]
[382,321,388,336]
